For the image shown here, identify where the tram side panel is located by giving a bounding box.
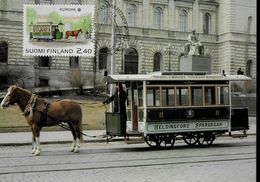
[145,107,230,136]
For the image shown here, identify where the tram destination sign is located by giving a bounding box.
[147,120,229,133]
[23,4,95,57]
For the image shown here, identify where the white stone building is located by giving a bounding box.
[0,0,256,90]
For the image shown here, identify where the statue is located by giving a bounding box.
[184,30,204,56]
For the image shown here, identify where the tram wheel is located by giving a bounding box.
[144,136,161,148]
[159,135,175,148]
[197,132,215,147]
[183,133,198,146]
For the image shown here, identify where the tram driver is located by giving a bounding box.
[103,83,128,126]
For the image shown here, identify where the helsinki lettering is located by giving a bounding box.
[154,123,189,130]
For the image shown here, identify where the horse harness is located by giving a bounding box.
[23,94,50,127]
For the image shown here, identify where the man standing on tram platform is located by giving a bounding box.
[103,83,128,132]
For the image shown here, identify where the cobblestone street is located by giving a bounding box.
[0,135,256,182]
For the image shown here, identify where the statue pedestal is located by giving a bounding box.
[180,55,211,73]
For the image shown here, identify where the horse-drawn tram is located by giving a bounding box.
[104,72,251,148]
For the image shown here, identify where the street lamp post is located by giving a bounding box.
[120,37,129,73]
[109,0,116,112]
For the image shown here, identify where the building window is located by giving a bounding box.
[70,57,79,68]
[99,48,108,70]
[153,52,162,71]
[248,16,253,34]
[38,57,51,67]
[0,75,8,86]
[70,0,81,4]
[0,41,8,63]
[39,78,49,87]
[125,48,138,74]
[203,13,211,34]
[36,0,52,4]
[154,7,163,29]
[179,9,187,32]
[100,1,109,24]
[246,60,253,77]
[127,4,137,27]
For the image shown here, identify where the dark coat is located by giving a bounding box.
[103,88,128,123]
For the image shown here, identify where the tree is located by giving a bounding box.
[66,68,87,95]
[10,69,33,88]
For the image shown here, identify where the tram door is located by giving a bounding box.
[126,81,143,132]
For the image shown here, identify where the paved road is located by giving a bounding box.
[0,117,256,146]
[0,135,256,182]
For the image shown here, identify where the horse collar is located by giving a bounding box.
[23,94,38,117]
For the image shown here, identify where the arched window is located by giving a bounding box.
[203,13,211,34]
[100,1,109,24]
[179,9,187,32]
[248,16,253,33]
[246,60,253,77]
[153,52,162,72]
[154,7,163,29]
[0,41,8,63]
[127,4,137,27]
[125,48,138,74]
[99,48,108,70]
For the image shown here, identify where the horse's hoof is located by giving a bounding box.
[34,150,40,156]
[73,149,79,153]
[70,147,75,152]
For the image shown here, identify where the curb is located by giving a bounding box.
[0,133,255,147]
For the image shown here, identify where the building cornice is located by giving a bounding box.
[198,0,218,6]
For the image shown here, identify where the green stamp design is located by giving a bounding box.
[23,4,95,57]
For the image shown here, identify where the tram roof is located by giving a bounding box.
[104,72,252,83]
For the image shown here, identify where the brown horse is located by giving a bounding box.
[65,29,83,40]
[0,85,82,156]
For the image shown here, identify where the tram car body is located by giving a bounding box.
[104,72,251,148]
[30,22,63,40]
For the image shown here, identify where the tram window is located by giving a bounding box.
[218,86,229,105]
[176,87,189,106]
[191,87,203,106]
[204,86,216,105]
[162,88,175,107]
[139,110,144,122]
[126,89,130,107]
[138,87,143,106]
[147,87,160,107]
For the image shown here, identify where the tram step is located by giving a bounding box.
[124,139,145,144]
[230,134,247,138]
[124,135,144,144]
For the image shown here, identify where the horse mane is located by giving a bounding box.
[9,85,32,95]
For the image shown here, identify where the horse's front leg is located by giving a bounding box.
[31,127,36,154]
[32,125,41,156]
[31,136,36,154]
[34,137,41,156]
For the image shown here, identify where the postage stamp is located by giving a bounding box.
[23,4,95,57]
